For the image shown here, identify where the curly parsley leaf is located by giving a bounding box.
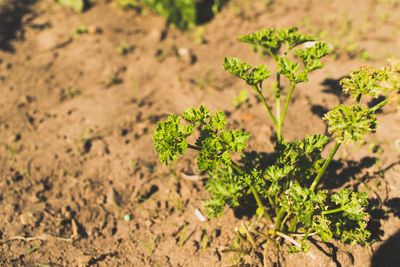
[204,167,246,218]
[296,42,330,72]
[223,57,272,86]
[324,104,377,144]
[153,115,193,165]
[340,66,389,99]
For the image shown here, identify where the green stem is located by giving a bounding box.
[288,217,297,232]
[231,161,244,175]
[280,212,291,231]
[251,85,278,125]
[310,142,341,191]
[279,82,296,129]
[371,97,389,112]
[321,206,344,215]
[276,73,282,141]
[250,186,273,223]
[231,161,272,223]
[275,209,286,230]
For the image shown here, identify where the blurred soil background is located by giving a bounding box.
[0,0,400,266]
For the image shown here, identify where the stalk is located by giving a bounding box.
[251,85,277,125]
[275,73,282,141]
[321,206,344,215]
[310,142,341,191]
[231,162,273,223]
[288,217,297,232]
[274,209,286,230]
[371,97,389,112]
[250,186,273,223]
[279,81,296,128]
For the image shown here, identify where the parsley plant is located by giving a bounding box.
[153,27,398,255]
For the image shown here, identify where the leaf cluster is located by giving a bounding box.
[324,104,377,144]
[153,105,250,171]
[237,27,315,56]
[340,66,389,99]
[142,0,228,30]
[226,27,330,88]
[223,57,272,86]
[143,0,196,30]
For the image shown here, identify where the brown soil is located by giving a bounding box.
[1,0,400,266]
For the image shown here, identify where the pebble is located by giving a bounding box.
[178,47,196,64]
[20,212,35,225]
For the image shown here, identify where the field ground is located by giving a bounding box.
[0,0,400,266]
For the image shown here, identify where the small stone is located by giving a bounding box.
[149,29,162,41]
[145,220,153,227]
[37,31,58,50]
[20,212,35,225]
[123,214,131,221]
[178,47,196,64]
[87,25,99,35]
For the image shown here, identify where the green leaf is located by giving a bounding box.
[183,105,211,123]
[238,28,280,55]
[204,167,246,218]
[331,189,369,221]
[340,66,389,99]
[324,104,377,144]
[277,56,302,83]
[276,27,315,50]
[209,111,227,130]
[296,42,330,72]
[313,215,333,241]
[219,129,251,152]
[238,27,315,56]
[223,57,272,86]
[153,115,193,165]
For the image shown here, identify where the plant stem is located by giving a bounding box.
[275,209,286,230]
[280,212,291,230]
[310,142,341,191]
[279,82,296,129]
[370,97,389,112]
[251,85,277,125]
[231,161,272,223]
[276,73,282,141]
[250,186,273,223]
[321,206,344,215]
[288,217,297,232]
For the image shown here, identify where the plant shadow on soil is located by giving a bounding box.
[370,229,400,267]
[0,0,38,52]
[195,0,229,25]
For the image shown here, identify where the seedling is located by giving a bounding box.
[142,0,227,30]
[180,222,187,248]
[232,89,248,108]
[60,86,80,101]
[54,0,85,12]
[153,27,399,257]
[72,25,88,38]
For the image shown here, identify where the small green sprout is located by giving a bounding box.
[54,0,85,12]
[153,28,396,255]
[232,89,248,108]
[72,25,88,38]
